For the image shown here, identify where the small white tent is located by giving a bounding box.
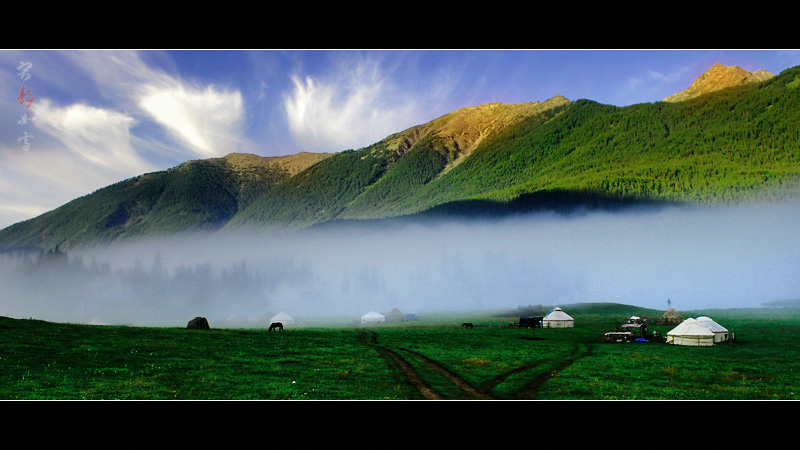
[696,316,729,342]
[361,311,385,325]
[270,312,295,326]
[543,307,574,328]
[666,318,715,346]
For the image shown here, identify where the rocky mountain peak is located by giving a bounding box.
[379,95,571,158]
[663,63,775,103]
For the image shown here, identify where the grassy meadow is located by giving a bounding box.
[2,304,799,400]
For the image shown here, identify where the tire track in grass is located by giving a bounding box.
[359,329,443,399]
[477,342,594,398]
[397,347,495,400]
[358,329,594,400]
[482,357,561,391]
[517,342,594,399]
[358,329,493,400]
[376,346,444,400]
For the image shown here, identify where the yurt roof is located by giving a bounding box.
[661,308,683,318]
[386,308,404,317]
[667,318,714,337]
[544,307,574,321]
[270,312,294,321]
[362,311,385,319]
[696,316,728,332]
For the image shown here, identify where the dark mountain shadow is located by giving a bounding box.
[309,189,681,234]
[417,189,677,220]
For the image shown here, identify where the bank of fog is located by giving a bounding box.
[2,201,800,327]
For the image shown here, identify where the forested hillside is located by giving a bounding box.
[231,65,800,229]
[429,68,800,206]
[0,152,331,250]
[226,99,569,229]
[2,64,800,250]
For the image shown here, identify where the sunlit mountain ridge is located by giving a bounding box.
[2,63,800,251]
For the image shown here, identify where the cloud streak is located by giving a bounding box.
[0,50,247,228]
[138,83,244,158]
[32,99,153,173]
[63,50,246,160]
[283,55,420,153]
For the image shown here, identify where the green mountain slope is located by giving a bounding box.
[419,71,800,208]
[2,64,800,250]
[226,97,570,229]
[232,65,800,228]
[0,152,332,250]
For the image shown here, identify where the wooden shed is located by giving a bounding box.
[519,316,544,328]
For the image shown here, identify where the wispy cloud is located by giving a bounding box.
[617,64,696,104]
[0,97,158,229]
[283,55,420,153]
[138,83,244,158]
[64,50,246,160]
[0,50,247,229]
[33,99,154,173]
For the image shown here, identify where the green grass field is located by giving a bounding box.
[2,304,799,400]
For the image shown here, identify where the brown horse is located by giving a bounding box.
[462,322,474,329]
[269,322,284,332]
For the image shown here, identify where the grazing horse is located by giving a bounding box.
[461,322,474,329]
[269,322,284,332]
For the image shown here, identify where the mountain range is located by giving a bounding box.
[2,63,800,251]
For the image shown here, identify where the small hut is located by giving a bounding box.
[519,316,544,328]
[660,308,684,325]
[270,312,295,326]
[361,311,385,325]
[543,307,574,328]
[384,308,405,323]
[696,316,729,342]
[666,318,715,347]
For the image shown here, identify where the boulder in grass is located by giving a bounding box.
[187,316,210,329]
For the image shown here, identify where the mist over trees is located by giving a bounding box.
[4,199,800,327]
[0,246,306,326]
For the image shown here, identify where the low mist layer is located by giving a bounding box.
[2,201,800,327]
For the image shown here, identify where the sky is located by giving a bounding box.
[2,49,800,230]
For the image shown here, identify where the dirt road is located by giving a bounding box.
[357,329,592,400]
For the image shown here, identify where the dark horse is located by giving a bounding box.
[461,322,474,329]
[269,322,284,332]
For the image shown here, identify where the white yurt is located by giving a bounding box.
[361,311,385,325]
[270,312,295,326]
[666,318,715,346]
[696,316,729,342]
[543,307,574,328]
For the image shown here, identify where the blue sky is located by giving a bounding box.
[2,49,799,230]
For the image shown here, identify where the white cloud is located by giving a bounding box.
[61,50,246,160]
[0,50,249,229]
[616,65,696,105]
[283,56,419,153]
[138,83,244,158]
[0,98,160,229]
[0,144,135,230]
[0,202,47,229]
[646,66,691,84]
[32,99,153,174]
